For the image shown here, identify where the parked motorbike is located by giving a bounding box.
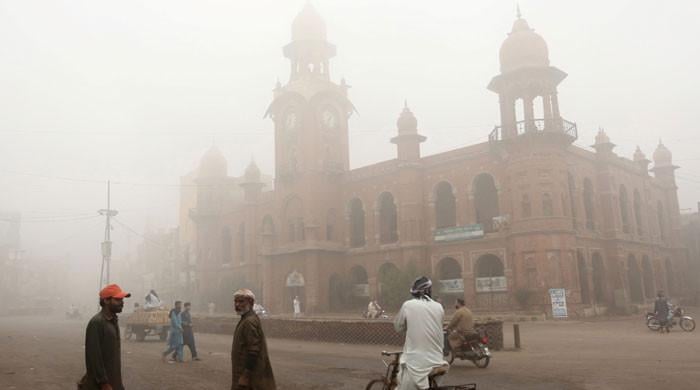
[646,305,695,332]
[443,330,491,368]
[362,309,389,319]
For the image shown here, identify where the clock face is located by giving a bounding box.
[320,107,340,131]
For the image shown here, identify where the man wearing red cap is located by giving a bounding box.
[78,284,131,390]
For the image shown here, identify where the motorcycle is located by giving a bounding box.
[443,330,491,368]
[362,308,389,319]
[646,305,696,332]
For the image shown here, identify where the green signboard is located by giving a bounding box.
[434,224,484,242]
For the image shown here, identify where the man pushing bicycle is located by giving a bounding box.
[393,276,449,389]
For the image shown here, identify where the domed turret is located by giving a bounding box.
[292,2,326,41]
[499,13,550,73]
[199,146,228,178]
[633,146,647,162]
[396,101,418,133]
[594,128,611,146]
[244,159,262,183]
[653,141,673,167]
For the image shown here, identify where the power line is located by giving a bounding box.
[112,218,167,249]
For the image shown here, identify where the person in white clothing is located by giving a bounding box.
[293,296,301,317]
[394,276,448,390]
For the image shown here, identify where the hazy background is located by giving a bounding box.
[1,0,699,287]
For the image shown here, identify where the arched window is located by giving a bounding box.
[284,196,304,242]
[633,190,644,235]
[434,182,456,229]
[436,257,463,305]
[326,209,336,241]
[583,178,595,230]
[521,194,532,218]
[221,227,232,264]
[657,201,666,240]
[473,173,500,232]
[627,255,643,303]
[378,192,398,244]
[642,256,654,299]
[349,265,369,300]
[238,223,246,263]
[262,215,275,235]
[348,198,365,247]
[542,193,553,216]
[591,253,605,303]
[619,185,630,233]
[568,173,578,226]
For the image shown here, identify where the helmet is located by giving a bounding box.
[410,276,432,296]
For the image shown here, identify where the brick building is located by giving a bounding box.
[184,5,689,315]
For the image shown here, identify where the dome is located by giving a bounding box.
[292,2,327,41]
[199,146,228,178]
[653,141,673,166]
[397,102,418,133]
[244,159,262,182]
[594,128,611,145]
[499,17,550,73]
[633,146,647,162]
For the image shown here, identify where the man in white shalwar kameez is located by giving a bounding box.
[394,276,448,389]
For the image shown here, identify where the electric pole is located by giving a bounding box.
[98,180,118,288]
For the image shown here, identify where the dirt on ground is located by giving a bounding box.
[1,314,699,389]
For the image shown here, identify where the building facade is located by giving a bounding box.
[185,5,689,315]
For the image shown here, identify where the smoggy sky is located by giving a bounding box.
[1,0,699,275]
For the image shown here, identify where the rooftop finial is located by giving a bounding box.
[516,3,522,19]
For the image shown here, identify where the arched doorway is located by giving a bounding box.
[285,270,305,313]
[627,255,643,304]
[473,174,499,232]
[436,257,463,307]
[349,265,369,307]
[577,251,591,304]
[641,256,654,299]
[591,253,605,303]
[348,198,366,247]
[474,254,508,309]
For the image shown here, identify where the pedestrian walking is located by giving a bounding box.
[232,288,276,390]
[180,302,200,361]
[78,283,131,390]
[162,301,184,363]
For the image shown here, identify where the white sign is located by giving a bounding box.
[352,284,369,297]
[549,288,568,318]
[286,270,305,287]
[438,279,464,293]
[475,276,507,293]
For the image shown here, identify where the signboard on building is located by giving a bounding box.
[352,283,369,297]
[286,270,305,287]
[434,224,484,242]
[475,276,507,292]
[549,288,568,318]
[438,278,464,293]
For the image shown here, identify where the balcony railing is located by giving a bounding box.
[489,118,577,143]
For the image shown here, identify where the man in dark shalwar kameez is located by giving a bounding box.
[231,288,276,390]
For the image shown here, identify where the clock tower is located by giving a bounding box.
[266,2,354,185]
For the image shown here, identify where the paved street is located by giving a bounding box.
[1,314,699,389]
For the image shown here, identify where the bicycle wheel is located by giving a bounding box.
[680,317,696,332]
[646,317,661,331]
[473,356,490,368]
[365,379,389,390]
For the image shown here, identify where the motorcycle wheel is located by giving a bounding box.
[444,349,455,365]
[365,379,389,390]
[473,356,490,369]
[646,317,661,331]
[680,317,696,332]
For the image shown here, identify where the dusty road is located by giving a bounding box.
[1,314,699,389]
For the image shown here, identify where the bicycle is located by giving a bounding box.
[365,351,476,390]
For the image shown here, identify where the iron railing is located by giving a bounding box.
[489,118,578,142]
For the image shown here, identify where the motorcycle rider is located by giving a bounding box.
[445,299,477,351]
[654,290,670,333]
[394,276,448,390]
